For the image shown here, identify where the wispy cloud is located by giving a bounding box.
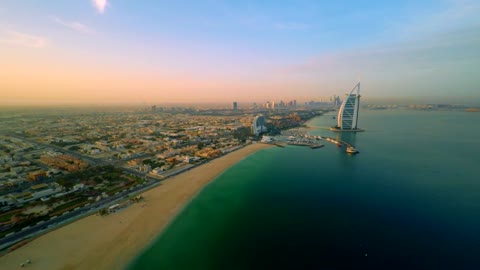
[237,16,311,31]
[51,17,94,34]
[274,22,310,31]
[389,0,480,39]
[284,29,480,75]
[282,0,480,77]
[276,25,480,98]
[92,0,108,14]
[0,31,48,48]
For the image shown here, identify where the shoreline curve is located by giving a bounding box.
[0,143,272,270]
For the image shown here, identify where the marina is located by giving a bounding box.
[285,142,325,149]
[275,131,325,149]
[263,128,360,153]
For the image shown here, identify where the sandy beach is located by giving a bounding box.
[0,143,271,270]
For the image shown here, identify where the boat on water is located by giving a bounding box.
[346,146,358,154]
[310,144,324,149]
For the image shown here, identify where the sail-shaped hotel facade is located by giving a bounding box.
[330,82,363,132]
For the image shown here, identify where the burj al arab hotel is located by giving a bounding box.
[330,82,364,132]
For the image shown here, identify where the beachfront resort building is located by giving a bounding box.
[331,82,362,131]
[251,115,268,136]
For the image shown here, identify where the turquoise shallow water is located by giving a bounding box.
[129,110,480,270]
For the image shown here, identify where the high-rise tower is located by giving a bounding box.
[330,82,363,132]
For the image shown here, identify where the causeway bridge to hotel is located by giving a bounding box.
[323,136,355,148]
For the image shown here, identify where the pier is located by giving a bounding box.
[324,136,353,147]
[324,136,359,154]
[286,142,324,149]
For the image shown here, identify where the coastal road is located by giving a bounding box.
[0,180,158,251]
[1,156,218,251]
[0,144,247,251]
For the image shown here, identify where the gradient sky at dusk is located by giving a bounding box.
[1,0,479,105]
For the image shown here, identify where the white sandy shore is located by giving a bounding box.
[0,143,271,270]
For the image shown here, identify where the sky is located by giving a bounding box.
[0,0,479,105]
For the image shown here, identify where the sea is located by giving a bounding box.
[129,110,480,270]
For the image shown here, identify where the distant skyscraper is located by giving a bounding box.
[331,82,362,131]
[151,105,157,113]
[233,101,238,110]
[334,96,341,107]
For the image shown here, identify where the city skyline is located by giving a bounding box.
[1,0,480,105]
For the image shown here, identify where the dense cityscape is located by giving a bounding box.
[0,101,330,250]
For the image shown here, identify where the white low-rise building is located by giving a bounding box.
[261,136,273,143]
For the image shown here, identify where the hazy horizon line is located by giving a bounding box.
[1,95,479,108]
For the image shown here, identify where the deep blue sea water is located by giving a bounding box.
[129,110,480,270]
